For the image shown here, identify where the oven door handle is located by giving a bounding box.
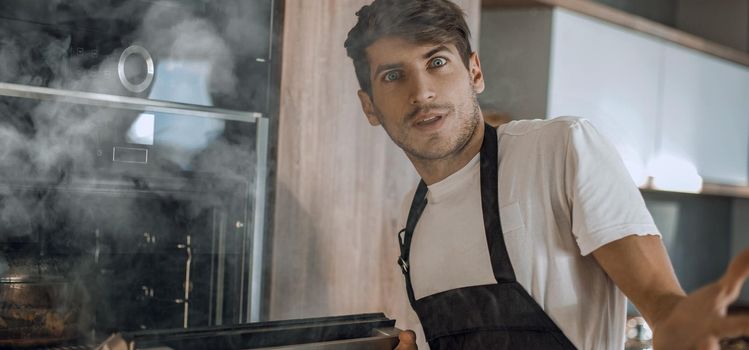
[177,235,192,328]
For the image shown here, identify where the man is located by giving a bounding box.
[344,0,749,349]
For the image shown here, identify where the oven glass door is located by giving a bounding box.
[0,95,270,342]
[0,0,276,345]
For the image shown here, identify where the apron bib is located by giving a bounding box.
[397,123,577,349]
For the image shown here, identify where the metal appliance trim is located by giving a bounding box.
[0,82,263,123]
[117,45,155,93]
[208,210,217,326]
[267,0,276,61]
[0,275,67,283]
[255,327,400,350]
[97,327,399,350]
[215,212,228,326]
[98,314,398,350]
[180,235,193,328]
[112,146,149,164]
[0,178,242,198]
[248,117,270,322]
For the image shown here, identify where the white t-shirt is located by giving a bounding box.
[400,117,660,350]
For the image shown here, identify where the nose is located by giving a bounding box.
[408,72,436,105]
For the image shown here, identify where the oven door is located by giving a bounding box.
[0,0,277,345]
[0,94,271,342]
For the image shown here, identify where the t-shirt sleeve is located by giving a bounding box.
[565,119,660,256]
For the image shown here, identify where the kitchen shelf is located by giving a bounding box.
[482,0,749,68]
[640,182,749,200]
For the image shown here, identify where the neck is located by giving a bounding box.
[409,122,485,186]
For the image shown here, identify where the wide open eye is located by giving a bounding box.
[430,57,447,68]
[384,71,402,82]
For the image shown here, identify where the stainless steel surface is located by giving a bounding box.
[0,274,67,283]
[248,117,270,323]
[179,235,193,328]
[94,229,101,265]
[117,45,155,93]
[112,147,149,164]
[95,326,400,350]
[214,211,228,326]
[208,212,217,327]
[256,327,400,350]
[93,313,397,350]
[0,82,263,123]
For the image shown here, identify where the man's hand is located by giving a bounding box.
[653,247,749,350]
[394,329,418,350]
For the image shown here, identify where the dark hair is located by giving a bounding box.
[344,0,473,95]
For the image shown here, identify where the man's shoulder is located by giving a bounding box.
[497,116,589,138]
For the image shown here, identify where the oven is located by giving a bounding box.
[0,0,280,347]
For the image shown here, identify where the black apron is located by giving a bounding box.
[397,123,577,349]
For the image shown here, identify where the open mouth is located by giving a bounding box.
[415,115,442,126]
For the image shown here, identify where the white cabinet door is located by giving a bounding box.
[547,8,662,186]
[659,42,749,186]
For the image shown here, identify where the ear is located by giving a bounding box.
[469,52,485,94]
[357,90,381,126]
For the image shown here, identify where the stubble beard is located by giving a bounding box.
[377,90,481,161]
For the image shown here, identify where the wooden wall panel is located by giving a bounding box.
[270,0,481,345]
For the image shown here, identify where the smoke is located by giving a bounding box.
[0,0,271,338]
[138,2,237,98]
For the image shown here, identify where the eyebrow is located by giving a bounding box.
[423,45,450,60]
[372,45,452,77]
[373,63,403,77]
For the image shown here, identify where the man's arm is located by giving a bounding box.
[591,235,684,327]
[592,234,749,349]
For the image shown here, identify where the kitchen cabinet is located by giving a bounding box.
[659,42,749,186]
[478,7,553,119]
[480,5,749,189]
[675,0,749,53]
[546,8,662,185]
[592,0,749,53]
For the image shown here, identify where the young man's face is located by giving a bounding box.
[357,36,485,161]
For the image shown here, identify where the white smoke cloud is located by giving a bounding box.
[0,0,272,334]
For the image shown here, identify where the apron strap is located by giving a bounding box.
[398,180,428,305]
[479,123,516,282]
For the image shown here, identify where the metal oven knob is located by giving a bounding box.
[118,45,155,93]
